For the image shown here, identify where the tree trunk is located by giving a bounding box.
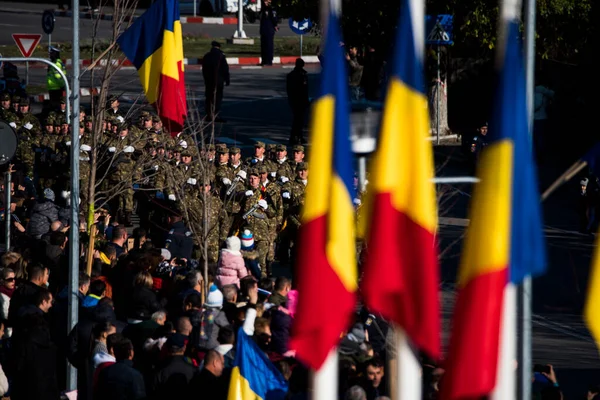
[429,77,449,137]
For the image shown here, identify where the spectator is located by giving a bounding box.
[216,236,248,288]
[94,336,146,400]
[0,268,16,330]
[107,225,128,258]
[27,188,59,239]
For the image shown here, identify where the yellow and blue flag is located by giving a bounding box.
[288,4,357,370]
[441,1,546,398]
[227,329,288,400]
[117,0,187,135]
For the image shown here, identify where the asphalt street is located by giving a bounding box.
[0,9,295,45]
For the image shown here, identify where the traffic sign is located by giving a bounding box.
[42,10,55,35]
[288,18,312,35]
[426,14,454,45]
[12,34,42,58]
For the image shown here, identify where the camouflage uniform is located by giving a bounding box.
[195,191,226,264]
[0,93,17,123]
[105,126,138,220]
[262,169,283,264]
[244,141,268,169]
[241,169,276,276]
[279,162,308,263]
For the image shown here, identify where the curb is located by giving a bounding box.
[62,55,319,67]
[0,7,238,24]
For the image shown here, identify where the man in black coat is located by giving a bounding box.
[8,263,49,326]
[259,0,278,66]
[188,349,227,399]
[10,288,60,400]
[95,336,146,400]
[286,58,309,144]
[165,213,194,261]
[202,41,230,122]
[151,333,197,400]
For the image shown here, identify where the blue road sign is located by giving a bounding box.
[426,14,453,45]
[288,18,312,35]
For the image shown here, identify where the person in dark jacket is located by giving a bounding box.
[259,0,278,66]
[286,58,309,144]
[360,44,384,101]
[8,263,49,326]
[94,336,146,400]
[27,188,59,239]
[202,41,230,122]
[188,349,227,399]
[151,333,196,400]
[165,213,194,261]
[128,271,162,322]
[10,288,60,400]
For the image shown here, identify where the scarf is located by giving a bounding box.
[0,286,15,298]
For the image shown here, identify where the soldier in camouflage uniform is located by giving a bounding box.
[259,164,283,266]
[245,141,268,168]
[199,144,216,183]
[105,124,138,225]
[17,98,42,135]
[196,181,226,264]
[174,148,201,203]
[272,144,295,180]
[214,146,232,193]
[240,168,276,276]
[288,144,305,171]
[10,95,20,114]
[0,93,17,123]
[77,124,93,211]
[279,162,308,263]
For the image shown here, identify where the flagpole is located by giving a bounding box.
[311,349,338,400]
[519,0,536,397]
[391,327,421,400]
[492,283,517,400]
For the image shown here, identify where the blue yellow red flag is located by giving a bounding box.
[361,0,439,359]
[227,328,288,400]
[440,0,546,398]
[288,6,357,370]
[117,0,187,134]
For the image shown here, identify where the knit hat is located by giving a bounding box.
[226,236,241,252]
[241,230,254,250]
[44,188,55,202]
[581,178,589,187]
[206,285,224,308]
[160,248,172,261]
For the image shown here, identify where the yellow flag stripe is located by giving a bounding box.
[227,367,264,400]
[458,140,513,286]
[369,78,437,233]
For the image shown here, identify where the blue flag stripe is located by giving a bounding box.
[392,0,425,95]
[491,20,546,283]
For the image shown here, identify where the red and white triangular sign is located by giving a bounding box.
[12,34,42,58]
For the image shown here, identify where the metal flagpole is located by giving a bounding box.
[66,0,81,391]
[519,0,536,397]
[4,172,11,251]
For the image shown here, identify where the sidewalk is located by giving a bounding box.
[0,1,238,24]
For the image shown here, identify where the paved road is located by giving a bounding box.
[0,8,295,45]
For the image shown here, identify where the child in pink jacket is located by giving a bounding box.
[216,236,248,288]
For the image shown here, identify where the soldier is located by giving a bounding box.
[176,148,201,202]
[241,168,276,276]
[288,145,305,171]
[10,94,20,114]
[215,146,233,193]
[152,115,163,135]
[84,115,93,134]
[279,162,308,263]
[105,124,137,225]
[261,165,283,266]
[200,144,217,183]
[0,93,17,123]
[17,98,42,136]
[229,147,244,173]
[245,141,267,168]
[106,95,125,123]
[196,181,226,264]
[273,144,294,180]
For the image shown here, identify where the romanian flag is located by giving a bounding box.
[288,7,357,370]
[117,0,187,135]
[361,0,439,360]
[227,328,288,400]
[586,239,600,352]
[440,1,546,398]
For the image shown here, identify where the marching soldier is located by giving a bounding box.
[245,141,268,168]
[196,181,226,264]
[279,162,308,263]
[273,144,294,180]
[0,93,17,123]
[240,168,275,276]
[288,145,305,170]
